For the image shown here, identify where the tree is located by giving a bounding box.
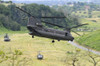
[64,48,81,66]
[0,14,20,31]
[87,50,100,66]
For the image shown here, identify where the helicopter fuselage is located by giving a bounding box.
[26,17,74,41]
[27,26,74,41]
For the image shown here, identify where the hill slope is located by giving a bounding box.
[0,33,100,66]
[76,30,100,51]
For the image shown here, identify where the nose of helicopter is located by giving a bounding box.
[70,37,74,41]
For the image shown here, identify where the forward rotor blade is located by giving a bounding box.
[16,7,66,18]
[16,7,43,23]
[71,30,81,36]
[16,7,34,17]
[70,23,88,29]
[40,16,66,18]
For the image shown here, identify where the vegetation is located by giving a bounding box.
[76,30,100,51]
[0,33,100,66]
[53,2,100,53]
[0,2,100,66]
[0,3,80,31]
[0,4,20,31]
[78,18,100,31]
[88,53,100,66]
[0,49,32,66]
[52,2,100,32]
[0,2,100,31]
[53,2,100,18]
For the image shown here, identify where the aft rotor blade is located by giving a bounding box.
[16,7,34,17]
[71,30,81,36]
[42,20,65,28]
[40,16,66,18]
[70,23,88,29]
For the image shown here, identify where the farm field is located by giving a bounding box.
[79,18,100,30]
[0,32,100,66]
[72,11,100,18]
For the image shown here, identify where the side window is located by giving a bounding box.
[65,33,68,36]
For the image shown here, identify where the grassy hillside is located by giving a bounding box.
[0,27,28,35]
[0,32,100,66]
[72,11,100,18]
[72,11,89,17]
[80,18,100,30]
[72,11,100,31]
[92,11,100,18]
[76,29,100,51]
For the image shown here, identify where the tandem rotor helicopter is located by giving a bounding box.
[16,7,88,43]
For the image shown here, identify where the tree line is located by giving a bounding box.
[0,4,20,31]
[0,3,80,31]
[53,2,100,18]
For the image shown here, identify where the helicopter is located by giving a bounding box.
[16,7,88,43]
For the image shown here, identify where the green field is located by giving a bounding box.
[0,2,100,66]
[72,11,89,17]
[79,18,100,31]
[72,11,100,18]
[92,11,100,18]
[72,11,100,32]
[75,17,100,51]
[0,31,100,66]
[76,29,100,51]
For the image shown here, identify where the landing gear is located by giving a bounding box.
[52,40,55,43]
[58,40,60,41]
[32,35,34,38]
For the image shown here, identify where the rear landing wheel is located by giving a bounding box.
[32,35,34,38]
[58,40,60,41]
[52,40,55,43]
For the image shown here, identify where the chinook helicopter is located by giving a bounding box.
[16,7,88,43]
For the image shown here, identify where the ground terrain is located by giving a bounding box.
[0,32,100,66]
